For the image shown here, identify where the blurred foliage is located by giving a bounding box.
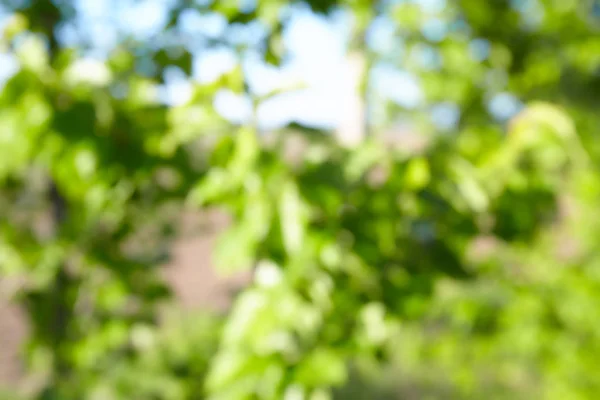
[1,0,600,399]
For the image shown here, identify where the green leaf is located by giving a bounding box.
[205,350,259,393]
[153,49,193,76]
[187,168,231,206]
[405,157,431,190]
[229,127,260,182]
[344,140,386,182]
[16,35,48,73]
[2,13,28,41]
[213,222,257,273]
[279,181,307,256]
[222,289,269,346]
[294,349,347,387]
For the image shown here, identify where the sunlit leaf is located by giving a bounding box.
[294,349,347,387]
[279,180,307,256]
[404,157,431,190]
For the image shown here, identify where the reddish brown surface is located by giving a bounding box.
[0,298,26,387]
[162,210,251,311]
